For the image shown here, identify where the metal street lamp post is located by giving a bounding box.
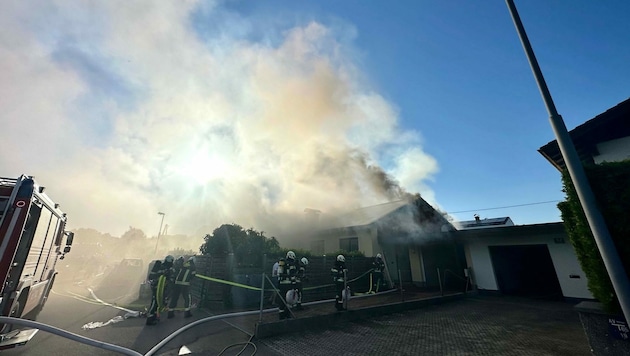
[506,0,630,321]
[154,212,166,255]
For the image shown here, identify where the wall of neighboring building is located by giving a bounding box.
[594,136,630,164]
[465,233,592,299]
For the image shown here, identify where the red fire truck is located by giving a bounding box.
[0,175,74,348]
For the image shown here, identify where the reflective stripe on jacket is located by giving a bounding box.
[175,262,196,285]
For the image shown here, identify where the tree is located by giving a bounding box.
[121,227,147,240]
[199,224,280,267]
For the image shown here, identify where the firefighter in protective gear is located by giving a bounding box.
[168,256,196,318]
[277,250,298,319]
[370,253,386,293]
[295,257,308,310]
[146,255,175,325]
[331,254,348,311]
[174,256,185,270]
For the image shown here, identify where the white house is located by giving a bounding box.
[302,199,594,300]
[455,220,593,300]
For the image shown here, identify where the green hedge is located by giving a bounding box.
[558,160,630,313]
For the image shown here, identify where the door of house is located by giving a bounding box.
[422,243,466,291]
[489,244,563,300]
[381,245,412,285]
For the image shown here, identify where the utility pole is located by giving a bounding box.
[505,0,630,321]
[154,212,166,255]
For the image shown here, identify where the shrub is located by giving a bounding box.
[558,160,630,313]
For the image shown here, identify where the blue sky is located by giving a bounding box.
[2,1,629,239]
[215,0,630,225]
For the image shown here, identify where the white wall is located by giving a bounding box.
[315,227,377,256]
[594,136,630,164]
[360,228,378,256]
[465,234,593,299]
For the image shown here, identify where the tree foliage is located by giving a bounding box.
[558,160,630,313]
[121,226,147,240]
[199,223,280,267]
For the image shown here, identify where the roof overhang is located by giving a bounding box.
[538,98,630,172]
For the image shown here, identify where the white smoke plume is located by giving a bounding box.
[0,1,438,243]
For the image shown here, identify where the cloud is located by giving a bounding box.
[0,1,438,244]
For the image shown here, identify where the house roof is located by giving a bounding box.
[538,97,630,171]
[323,200,409,230]
[453,222,565,240]
[456,217,514,230]
[318,195,455,236]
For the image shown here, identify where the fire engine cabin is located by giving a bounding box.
[0,175,74,348]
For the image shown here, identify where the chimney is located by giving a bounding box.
[474,214,480,223]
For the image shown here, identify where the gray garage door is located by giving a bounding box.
[489,244,563,300]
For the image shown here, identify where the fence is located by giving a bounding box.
[192,254,380,308]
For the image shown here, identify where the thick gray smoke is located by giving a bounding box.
[0,1,439,245]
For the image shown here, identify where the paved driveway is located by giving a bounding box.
[260,295,591,356]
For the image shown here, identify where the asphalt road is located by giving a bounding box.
[2,273,274,355]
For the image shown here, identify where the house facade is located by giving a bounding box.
[306,195,465,290]
[455,222,592,300]
[305,196,593,300]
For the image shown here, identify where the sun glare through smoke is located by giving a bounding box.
[0,1,439,241]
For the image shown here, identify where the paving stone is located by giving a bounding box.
[260,296,591,356]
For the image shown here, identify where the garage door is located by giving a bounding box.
[489,244,563,300]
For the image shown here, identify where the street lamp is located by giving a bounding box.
[506,0,630,321]
[154,212,166,255]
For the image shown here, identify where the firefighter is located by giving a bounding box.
[168,256,196,318]
[331,254,348,311]
[371,253,385,293]
[174,255,185,272]
[161,255,175,309]
[278,250,298,319]
[146,255,175,325]
[295,257,308,310]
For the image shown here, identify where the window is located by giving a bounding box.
[339,237,358,252]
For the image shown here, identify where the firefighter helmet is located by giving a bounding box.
[337,254,345,262]
[164,255,174,263]
[286,251,296,260]
[376,253,382,260]
[188,255,196,264]
[301,257,309,266]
